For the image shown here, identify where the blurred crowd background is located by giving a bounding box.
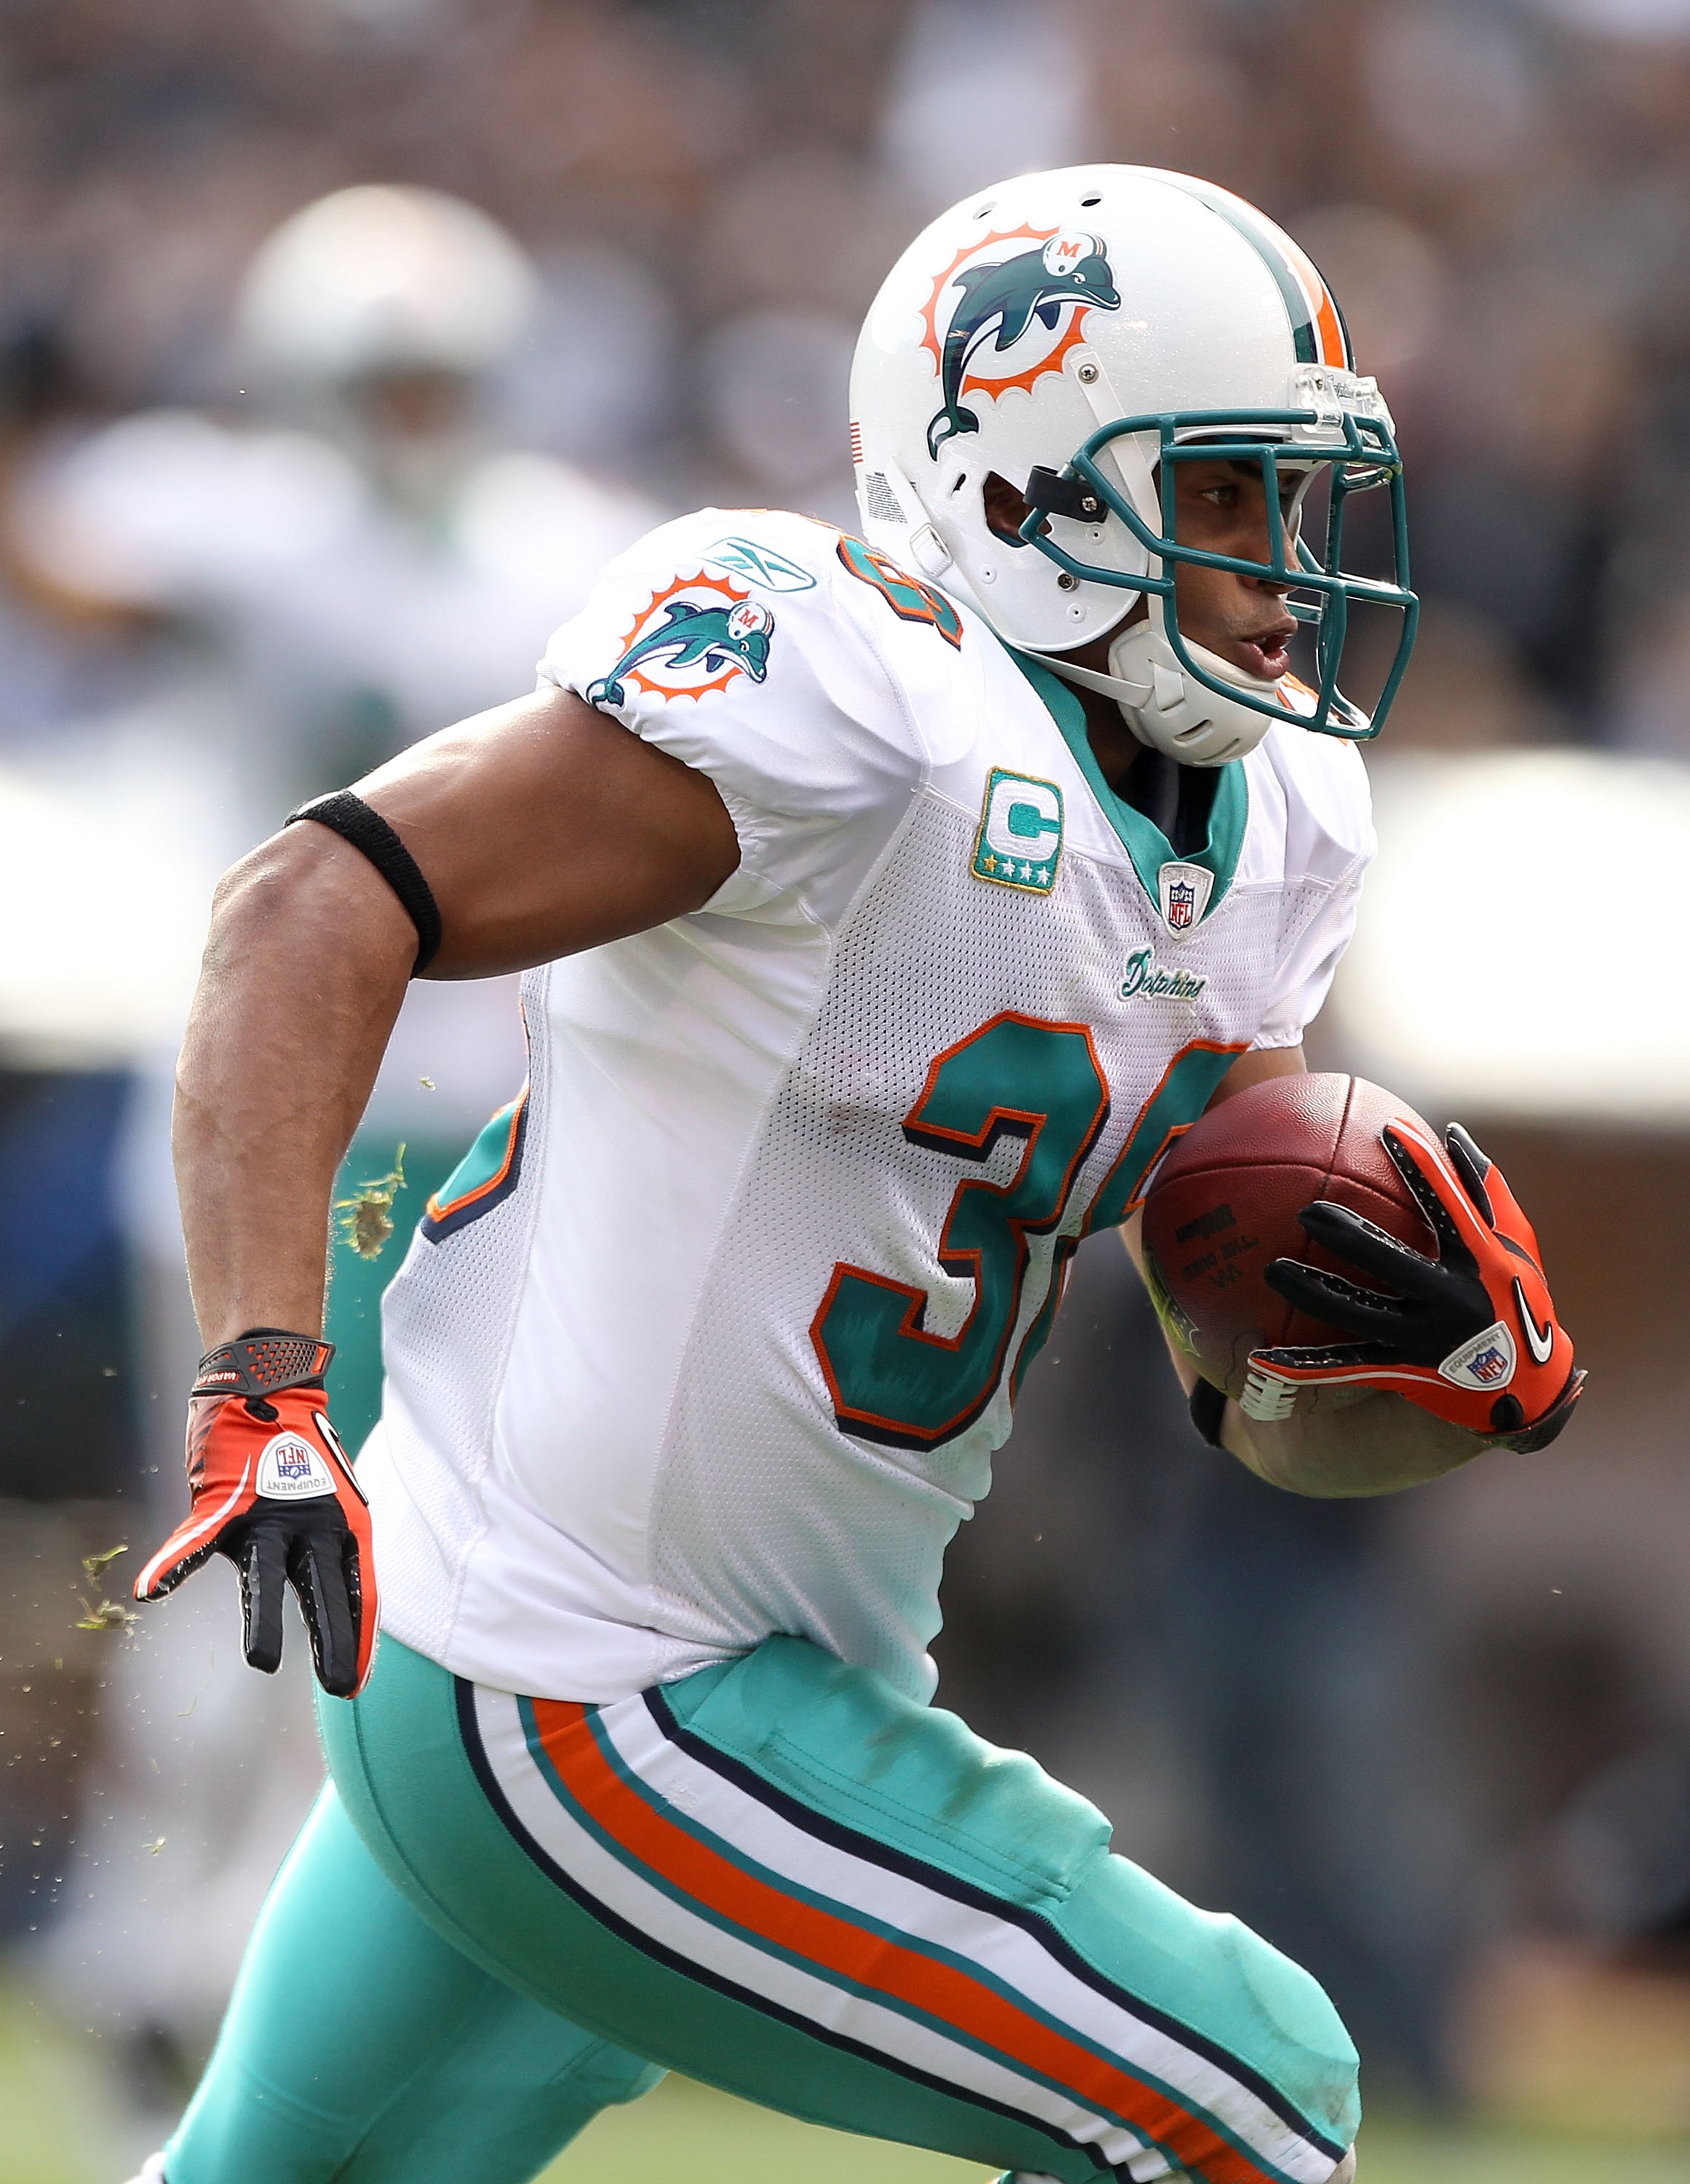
[6,0,1690,2175]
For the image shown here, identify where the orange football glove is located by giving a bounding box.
[134,1330,378,1698]
[1242,1119,1584,1451]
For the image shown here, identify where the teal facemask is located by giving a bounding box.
[1017,405,1418,743]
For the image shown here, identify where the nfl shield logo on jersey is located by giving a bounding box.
[1157,860,1214,933]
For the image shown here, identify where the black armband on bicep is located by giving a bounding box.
[1189,1376,1229,1450]
[285,791,443,975]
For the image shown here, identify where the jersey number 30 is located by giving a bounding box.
[809,1013,1241,1451]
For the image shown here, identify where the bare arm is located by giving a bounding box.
[174,684,740,1348]
[1122,1042,1487,1497]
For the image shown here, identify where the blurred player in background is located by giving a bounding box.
[24,184,656,2136]
[126,167,1579,2184]
[15,181,665,817]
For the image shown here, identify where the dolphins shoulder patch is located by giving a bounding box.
[919,224,1121,460]
[585,571,774,708]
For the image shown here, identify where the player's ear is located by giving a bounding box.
[982,472,1034,542]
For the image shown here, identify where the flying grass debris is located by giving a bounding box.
[336,1144,407,1259]
[76,1597,138,1632]
[75,1545,136,1631]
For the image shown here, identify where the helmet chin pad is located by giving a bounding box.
[1028,602,1283,769]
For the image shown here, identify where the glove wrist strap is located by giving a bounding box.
[192,1328,335,1403]
[1476,1364,1585,1455]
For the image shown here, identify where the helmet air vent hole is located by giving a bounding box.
[948,472,969,495]
[1080,194,1101,207]
[974,202,995,218]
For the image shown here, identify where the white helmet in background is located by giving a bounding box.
[849,165,1417,765]
[237,184,537,383]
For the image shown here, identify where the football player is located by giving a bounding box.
[125,168,1579,2184]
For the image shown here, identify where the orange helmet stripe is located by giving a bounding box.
[1277,233,1352,370]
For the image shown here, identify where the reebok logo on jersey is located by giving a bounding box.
[255,1433,337,1500]
[971,769,1063,893]
[704,537,817,593]
[1119,946,1207,1004]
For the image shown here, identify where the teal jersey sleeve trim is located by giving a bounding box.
[421,1091,528,1243]
[1005,649,1247,922]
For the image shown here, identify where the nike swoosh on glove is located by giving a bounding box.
[1242,1119,1584,1452]
[133,1329,378,1698]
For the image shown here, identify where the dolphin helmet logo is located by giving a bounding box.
[921,223,1121,459]
[586,573,775,708]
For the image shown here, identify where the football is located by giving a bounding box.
[1140,1072,1440,1392]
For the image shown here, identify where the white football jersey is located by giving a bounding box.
[358,510,1374,1704]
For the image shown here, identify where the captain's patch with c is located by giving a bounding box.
[971,768,1063,893]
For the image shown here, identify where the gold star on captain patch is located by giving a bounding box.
[983,852,999,873]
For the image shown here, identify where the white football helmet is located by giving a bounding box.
[237,185,537,383]
[850,166,1417,764]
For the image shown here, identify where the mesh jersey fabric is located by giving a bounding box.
[357,508,1374,1704]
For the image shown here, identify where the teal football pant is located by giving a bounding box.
[166,1635,1359,2184]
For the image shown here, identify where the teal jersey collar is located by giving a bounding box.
[1007,649,1247,923]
